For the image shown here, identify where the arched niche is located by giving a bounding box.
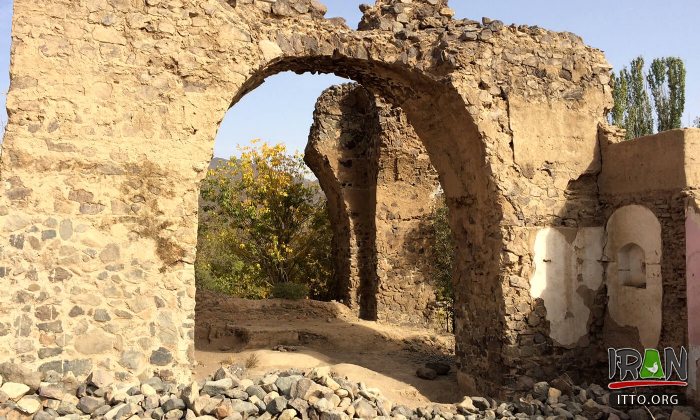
[604,205,662,349]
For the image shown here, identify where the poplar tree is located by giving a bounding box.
[609,72,628,128]
[647,57,686,132]
[608,56,687,140]
[625,57,654,139]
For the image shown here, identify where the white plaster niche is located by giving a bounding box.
[529,227,604,348]
[604,205,663,348]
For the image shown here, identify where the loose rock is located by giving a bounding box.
[416,366,437,380]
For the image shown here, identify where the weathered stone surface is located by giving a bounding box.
[276,375,301,398]
[38,384,65,400]
[181,381,199,408]
[149,347,173,366]
[16,395,41,414]
[0,364,41,392]
[266,396,288,415]
[201,378,233,396]
[93,309,111,322]
[416,367,437,380]
[0,365,680,420]
[74,330,114,355]
[279,408,298,420]
[119,350,144,371]
[38,348,62,359]
[1,0,696,397]
[77,396,104,414]
[306,84,442,327]
[352,398,378,418]
[0,382,30,401]
[162,398,186,412]
[88,370,114,388]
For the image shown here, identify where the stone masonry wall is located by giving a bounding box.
[372,94,443,329]
[1,0,617,394]
[305,84,382,320]
[599,129,700,355]
[306,83,443,329]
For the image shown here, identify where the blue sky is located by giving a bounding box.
[1,1,698,157]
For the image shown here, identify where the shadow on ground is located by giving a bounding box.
[193,289,460,408]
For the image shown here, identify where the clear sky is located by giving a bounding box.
[1,1,698,157]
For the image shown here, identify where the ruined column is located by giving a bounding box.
[306,83,444,328]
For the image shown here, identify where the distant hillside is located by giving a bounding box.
[209,157,228,170]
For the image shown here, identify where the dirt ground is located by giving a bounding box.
[193,290,460,409]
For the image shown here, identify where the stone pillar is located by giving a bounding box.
[305,84,381,317]
[306,83,444,328]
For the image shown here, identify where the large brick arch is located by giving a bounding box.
[0,0,612,394]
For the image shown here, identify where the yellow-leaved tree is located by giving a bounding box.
[196,140,336,300]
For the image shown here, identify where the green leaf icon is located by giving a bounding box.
[640,349,665,379]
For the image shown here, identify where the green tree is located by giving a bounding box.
[428,195,455,332]
[610,56,689,138]
[625,57,654,139]
[430,195,454,304]
[647,57,686,132]
[195,225,268,298]
[196,140,335,300]
[609,72,628,128]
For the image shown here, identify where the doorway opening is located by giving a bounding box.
[192,70,461,405]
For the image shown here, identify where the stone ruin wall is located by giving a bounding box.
[306,93,700,394]
[306,83,444,330]
[372,88,444,330]
[8,0,696,396]
[305,84,382,320]
[688,190,700,396]
[598,129,700,398]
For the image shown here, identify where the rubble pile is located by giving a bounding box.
[0,363,697,419]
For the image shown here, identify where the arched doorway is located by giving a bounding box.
[0,0,612,395]
[211,51,502,392]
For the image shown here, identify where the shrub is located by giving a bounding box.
[196,140,335,300]
[245,352,261,369]
[270,282,309,300]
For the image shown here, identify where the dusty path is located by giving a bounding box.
[193,290,460,409]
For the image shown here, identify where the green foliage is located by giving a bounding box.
[610,56,688,139]
[196,140,335,300]
[430,195,455,304]
[609,72,628,128]
[195,227,269,299]
[647,57,686,132]
[270,282,310,300]
[625,57,654,139]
